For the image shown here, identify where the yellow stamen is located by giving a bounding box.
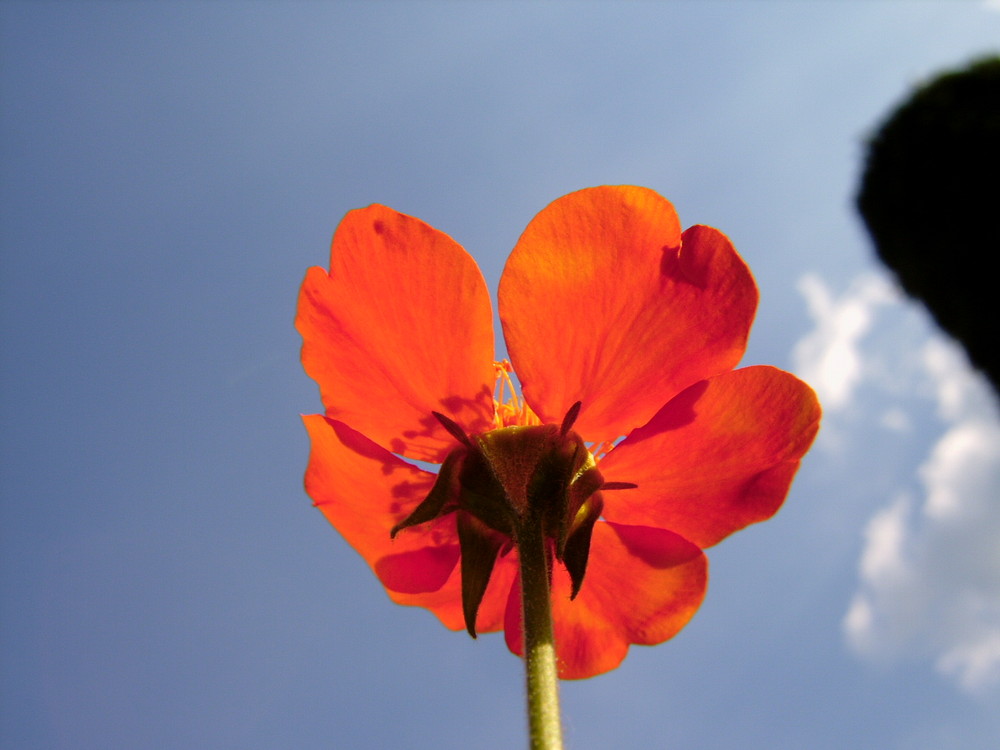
[589,439,618,461]
[492,361,618,463]
[492,360,541,428]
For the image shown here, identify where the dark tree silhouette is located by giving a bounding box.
[857,56,1000,393]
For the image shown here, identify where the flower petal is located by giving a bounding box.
[503,522,707,679]
[393,547,519,635]
[303,414,462,615]
[297,205,496,462]
[304,413,517,634]
[599,366,821,548]
[498,186,757,440]
[471,549,520,635]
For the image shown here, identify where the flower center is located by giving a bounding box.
[391,396,611,638]
[493,359,618,460]
[390,363,636,637]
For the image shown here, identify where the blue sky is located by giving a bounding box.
[2,2,999,748]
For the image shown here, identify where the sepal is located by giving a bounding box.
[457,511,507,637]
[562,491,603,599]
[390,448,464,538]
[391,403,621,632]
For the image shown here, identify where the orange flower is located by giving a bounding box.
[298,186,821,679]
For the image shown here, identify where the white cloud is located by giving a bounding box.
[792,271,1000,694]
[938,632,1000,695]
[843,495,923,660]
[792,272,898,411]
[879,407,911,433]
[921,337,986,423]
[842,337,1000,695]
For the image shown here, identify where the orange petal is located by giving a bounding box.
[503,522,707,679]
[303,413,513,634]
[599,366,821,548]
[297,205,496,462]
[498,186,757,440]
[303,413,455,591]
[387,546,518,634]
[473,552,519,634]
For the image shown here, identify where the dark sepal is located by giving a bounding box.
[559,401,582,436]
[390,448,465,538]
[456,511,506,638]
[600,481,638,491]
[431,410,474,447]
[561,492,603,600]
[526,432,589,550]
[456,445,520,538]
[556,462,605,560]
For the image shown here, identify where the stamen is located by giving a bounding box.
[589,439,618,461]
[492,360,540,428]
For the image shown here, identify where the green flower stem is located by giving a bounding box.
[518,511,564,750]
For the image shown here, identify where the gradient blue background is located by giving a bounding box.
[3,2,999,748]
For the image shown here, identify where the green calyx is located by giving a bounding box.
[391,403,612,637]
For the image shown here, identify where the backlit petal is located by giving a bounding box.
[297,205,495,462]
[599,366,821,548]
[498,186,757,440]
[473,551,519,635]
[304,413,516,634]
[503,522,707,679]
[304,414,462,616]
[396,547,519,634]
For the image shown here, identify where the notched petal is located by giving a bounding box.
[296,204,496,462]
[499,185,758,439]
